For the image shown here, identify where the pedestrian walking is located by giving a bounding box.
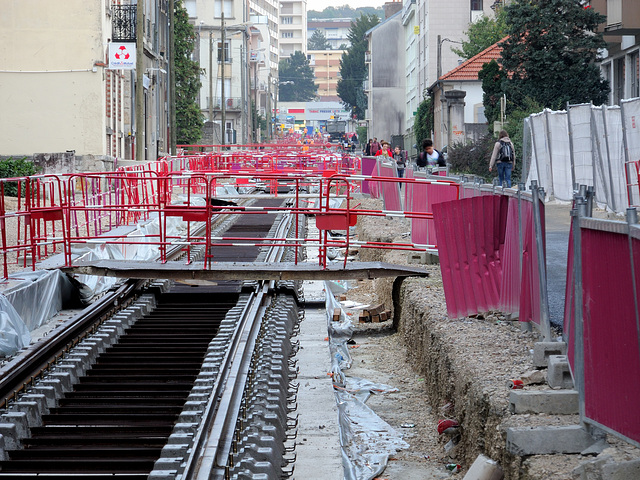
[417,139,445,171]
[489,130,516,188]
[393,145,407,179]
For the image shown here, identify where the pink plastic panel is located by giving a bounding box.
[367,161,380,198]
[433,195,508,318]
[498,196,522,314]
[518,198,544,325]
[361,157,378,195]
[378,161,402,211]
[581,228,640,446]
[411,178,460,246]
[404,168,414,211]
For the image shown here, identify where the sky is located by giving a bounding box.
[313,0,387,10]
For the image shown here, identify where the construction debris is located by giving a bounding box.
[358,304,391,323]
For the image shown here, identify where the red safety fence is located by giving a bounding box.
[433,187,546,329]
[565,210,640,448]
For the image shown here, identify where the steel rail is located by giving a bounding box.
[0,194,253,411]
[0,278,144,409]
[184,210,295,480]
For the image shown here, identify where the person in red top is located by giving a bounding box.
[375,140,393,157]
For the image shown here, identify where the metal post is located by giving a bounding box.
[221,13,226,146]
[240,43,247,145]
[169,0,176,155]
[601,105,617,212]
[209,30,213,122]
[586,186,595,217]
[267,73,272,140]
[566,102,577,190]
[135,0,144,161]
[626,208,640,372]
[572,198,587,419]
[544,110,555,199]
[620,101,635,207]
[531,180,552,341]
[437,35,442,81]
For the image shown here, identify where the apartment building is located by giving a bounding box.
[307,50,345,101]
[590,0,640,104]
[307,18,352,50]
[0,0,169,164]
[279,0,307,60]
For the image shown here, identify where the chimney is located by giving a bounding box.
[383,0,402,19]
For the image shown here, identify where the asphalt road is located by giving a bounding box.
[544,202,573,331]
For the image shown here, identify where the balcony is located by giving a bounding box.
[591,0,640,36]
[207,97,243,110]
[112,4,136,42]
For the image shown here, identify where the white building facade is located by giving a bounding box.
[279,0,307,60]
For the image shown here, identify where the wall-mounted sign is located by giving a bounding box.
[109,42,136,70]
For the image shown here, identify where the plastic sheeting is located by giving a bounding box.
[324,282,409,480]
[0,294,31,356]
[3,270,77,331]
[525,102,638,213]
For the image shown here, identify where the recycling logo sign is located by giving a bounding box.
[109,42,136,69]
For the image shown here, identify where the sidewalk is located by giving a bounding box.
[293,280,342,480]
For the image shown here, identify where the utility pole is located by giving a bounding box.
[221,13,226,146]
[169,0,176,155]
[209,29,213,122]
[136,0,144,161]
[240,43,246,144]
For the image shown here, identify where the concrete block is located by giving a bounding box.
[148,470,179,480]
[21,394,49,415]
[174,423,198,434]
[462,454,503,480]
[533,341,567,368]
[0,423,21,449]
[547,355,574,389]
[178,410,202,423]
[161,444,188,458]
[12,401,42,427]
[167,433,193,444]
[603,458,640,480]
[407,251,439,265]
[509,390,579,414]
[31,386,57,409]
[0,413,29,439]
[152,458,182,471]
[520,369,546,385]
[506,425,597,455]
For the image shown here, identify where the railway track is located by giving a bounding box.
[0,196,305,479]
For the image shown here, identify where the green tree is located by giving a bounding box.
[278,51,318,102]
[413,95,433,149]
[174,0,203,144]
[337,13,379,120]
[478,60,506,127]
[308,29,330,50]
[500,0,609,111]
[452,10,507,60]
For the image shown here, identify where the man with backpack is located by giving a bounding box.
[489,130,516,188]
[416,139,445,172]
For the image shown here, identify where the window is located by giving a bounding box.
[470,0,482,10]
[282,16,293,24]
[282,31,293,39]
[217,42,230,63]
[475,104,487,123]
[214,0,232,18]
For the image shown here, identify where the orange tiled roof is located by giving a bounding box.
[440,40,503,82]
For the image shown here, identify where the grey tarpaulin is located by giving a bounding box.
[324,281,409,480]
[3,269,76,331]
[0,294,30,356]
